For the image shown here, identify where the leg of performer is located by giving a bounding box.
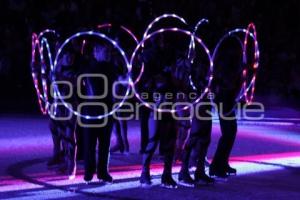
[64,120,77,180]
[178,102,214,186]
[193,104,214,184]
[175,125,189,162]
[120,119,129,153]
[139,106,150,154]
[97,117,114,183]
[47,119,63,166]
[75,122,84,161]
[160,118,177,188]
[83,126,97,182]
[210,109,237,176]
[178,119,198,187]
[110,119,124,153]
[140,111,159,186]
[193,126,214,184]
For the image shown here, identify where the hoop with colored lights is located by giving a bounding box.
[242,23,259,103]
[130,27,214,113]
[38,29,59,40]
[188,18,209,61]
[31,35,51,114]
[52,31,131,120]
[143,14,187,39]
[31,33,47,114]
[187,18,209,91]
[39,37,54,111]
[31,29,60,114]
[135,14,188,85]
[212,26,259,104]
[31,16,260,116]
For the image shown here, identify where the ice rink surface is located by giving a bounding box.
[1,109,300,199]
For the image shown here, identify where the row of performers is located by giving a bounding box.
[34,39,239,188]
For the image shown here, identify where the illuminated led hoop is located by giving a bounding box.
[194,19,209,34]
[39,38,55,72]
[242,23,259,103]
[212,28,258,103]
[38,29,60,74]
[39,37,56,107]
[38,29,60,40]
[187,18,209,91]
[81,39,86,55]
[31,29,60,114]
[31,33,39,66]
[38,29,59,71]
[53,31,131,119]
[31,34,48,114]
[96,23,144,84]
[188,18,209,61]
[135,15,187,86]
[130,28,213,113]
[38,29,59,73]
[143,14,187,39]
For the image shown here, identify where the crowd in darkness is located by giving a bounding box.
[0,0,299,112]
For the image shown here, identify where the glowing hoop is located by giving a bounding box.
[53,31,131,119]
[130,27,213,113]
[31,29,60,114]
[242,23,259,103]
[30,17,260,117]
[38,29,59,40]
[143,14,187,39]
[31,34,48,114]
[212,27,259,103]
[187,18,209,91]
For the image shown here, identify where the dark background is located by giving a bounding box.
[0,0,299,113]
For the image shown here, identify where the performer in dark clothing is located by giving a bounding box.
[81,44,117,183]
[137,38,175,187]
[179,38,242,184]
[139,48,192,188]
[178,99,215,186]
[140,111,178,188]
[111,113,129,154]
[109,37,130,154]
[139,106,151,154]
[177,57,215,187]
[31,60,64,167]
[110,73,130,154]
[140,70,178,188]
[137,46,160,155]
[209,89,237,178]
[72,40,93,162]
[54,49,78,179]
[209,38,242,177]
[175,98,191,162]
[47,118,64,166]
